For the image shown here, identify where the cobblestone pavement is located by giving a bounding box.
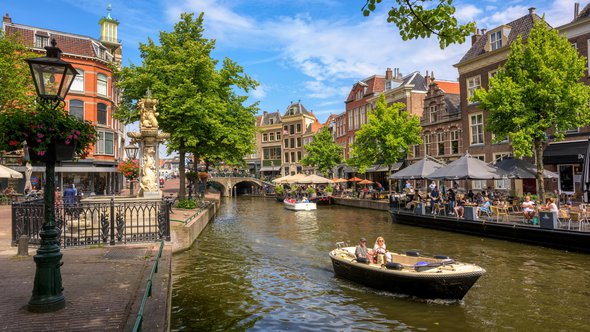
[0,180,178,332]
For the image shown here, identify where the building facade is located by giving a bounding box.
[2,8,124,195]
[280,101,319,176]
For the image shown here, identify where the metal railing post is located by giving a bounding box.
[110,198,115,245]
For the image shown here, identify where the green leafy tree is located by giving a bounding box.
[362,0,476,49]
[0,31,35,112]
[473,18,590,201]
[348,94,422,193]
[301,127,343,177]
[115,13,258,199]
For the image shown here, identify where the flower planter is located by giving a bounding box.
[28,140,77,162]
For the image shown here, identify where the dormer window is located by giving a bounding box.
[385,81,392,90]
[355,91,362,100]
[34,35,49,49]
[490,30,502,50]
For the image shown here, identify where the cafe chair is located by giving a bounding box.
[558,209,571,229]
[433,202,446,216]
[490,205,509,223]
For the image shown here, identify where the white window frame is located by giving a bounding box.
[469,113,484,145]
[423,133,432,156]
[70,69,85,92]
[69,99,84,120]
[96,131,114,155]
[97,103,108,126]
[97,73,108,96]
[437,132,445,156]
[430,105,438,123]
[467,75,481,104]
[450,130,459,154]
[490,30,502,50]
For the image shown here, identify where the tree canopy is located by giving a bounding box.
[0,31,35,112]
[473,18,590,200]
[348,94,422,187]
[114,12,258,198]
[300,126,343,176]
[362,0,476,48]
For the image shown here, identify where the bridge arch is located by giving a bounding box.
[208,177,271,197]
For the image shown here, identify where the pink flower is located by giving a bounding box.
[68,135,73,139]
[36,139,42,143]
[75,130,81,135]
[37,133,44,138]
[37,151,46,156]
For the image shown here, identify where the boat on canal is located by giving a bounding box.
[329,243,486,300]
[284,198,317,211]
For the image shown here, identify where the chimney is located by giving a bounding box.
[528,7,536,15]
[471,28,481,46]
[481,28,487,36]
[385,68,393,80]
[3,13,11,24]
[425,70,431,87]
[263,111,268,115]
[397,70,402,80]
[575,2,580,19]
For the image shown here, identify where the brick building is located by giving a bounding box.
[2,7,125,195]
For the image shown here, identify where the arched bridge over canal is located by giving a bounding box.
[208,176,273,197]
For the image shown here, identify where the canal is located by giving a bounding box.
[171,197,590,331]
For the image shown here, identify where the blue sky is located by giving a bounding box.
[2,0,580,125]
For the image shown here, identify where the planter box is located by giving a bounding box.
[539,211,558,229]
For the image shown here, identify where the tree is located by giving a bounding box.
[473,18,590,201]
[115,13,258,199]
[362,0,476,49]
[0,31,35,112]
[301,127,343,176]
[348,94,422,193]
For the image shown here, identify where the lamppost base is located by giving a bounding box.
[27,225,65,313]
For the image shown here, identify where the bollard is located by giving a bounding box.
[17,235,29,256]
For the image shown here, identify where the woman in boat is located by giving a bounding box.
[373,236,392,263]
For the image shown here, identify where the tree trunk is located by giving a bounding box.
[388,165,392,196]
[178,141,186,199]
[534,139,546,202]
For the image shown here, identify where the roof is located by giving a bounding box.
[401,71,427,91]
[305,120,323,134]
[457,12,546,64]
[445,94,461,115]
[3,22,114,62]
[433,80,459,94]
[346,75,385,102]
[575,3,590,22]
[259,111,281,126]
[283,101,314,117]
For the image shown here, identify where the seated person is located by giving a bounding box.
[454,194,466,218]
[542,197,558,213]
[301,196,309,203]
[477,198,492,216]
[521,195,536,222]
[355,238,372,263]
[373,236,392,264]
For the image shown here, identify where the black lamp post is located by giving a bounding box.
[25,39,78,312]
[124,144,139,196]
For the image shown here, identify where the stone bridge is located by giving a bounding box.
[209,176,272,197]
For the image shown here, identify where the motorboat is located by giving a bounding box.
[329,243,486,300]
[284,199,317,211]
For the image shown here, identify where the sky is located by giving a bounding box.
[2,0,582,126]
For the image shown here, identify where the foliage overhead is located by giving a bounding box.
[473,18,590,200]
[348,94,422,174]
[0,31,35,113]
[362,0,476,48]
[300,126,343,176]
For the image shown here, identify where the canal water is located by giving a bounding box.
[171,197,590,331]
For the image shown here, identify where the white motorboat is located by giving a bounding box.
[283,199,317,211]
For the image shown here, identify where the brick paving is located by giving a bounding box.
[0,179,181,332]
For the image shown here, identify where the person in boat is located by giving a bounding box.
[301,195,309,203]
[373,236,392,263]
[355,238,372,263]
[522,195,536,222]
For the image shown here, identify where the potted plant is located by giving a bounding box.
[0,104,97,161]
[307,186,316,197]
[325,185,334,196]
[274,184,285,195]
[117,159,139,181]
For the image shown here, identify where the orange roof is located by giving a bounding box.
[434,80,460,95]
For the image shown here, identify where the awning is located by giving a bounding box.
[366,162,403,172]
[259,166,281,172]
[543,140,587,165]
[11,165,118,173]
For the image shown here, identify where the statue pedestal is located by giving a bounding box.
[143,191,162,199]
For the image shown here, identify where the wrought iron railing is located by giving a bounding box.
[12,198,171,247]
[132,240,165,332]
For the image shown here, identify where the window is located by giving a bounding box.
[269,133,274,141]
[356,90,362,100]
[263,134,268,142]
[284,139,288,148]
[472,180,485,190]
[263,147,281,160]
[450,130,459,154]
[290,125,295,135]
[360,106,366,125]
[413,144,420,158]
[69,100,84,120]
[290,138,295,148]
[97,73,108,96]
[276,131,281,140]
[291,152,295,162]
[97,103,108,125]
[297,137,301,147]
[430,105,438,123]
[424,133,431,156]
[70,69,84,92]
[348,111,353,130]
[470,113,484,145]
[285,152,289,163]
[559,165,575,193]
[488,70,498,79]
[493,153,512,163]
[437,132,445,156]
[34,35,49,49]
[296,123,301,133]
[466,76,481,104]
[490,30,502,50]
[495,178,511,189]
[283,126,288,135]
[297,151,301,161]
[96,131,114,155]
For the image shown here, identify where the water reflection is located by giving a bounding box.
[171,197,590,331]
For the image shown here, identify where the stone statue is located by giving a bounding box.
[140,147,159,192]
[138,98,159,129]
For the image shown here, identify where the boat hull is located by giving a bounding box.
[284,200,317,211]
[329,248,485,300]
[310,196,333,205]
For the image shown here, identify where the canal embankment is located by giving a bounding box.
[170,192,221,253]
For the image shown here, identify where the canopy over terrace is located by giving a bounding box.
[427,153,506,180]
[389,157,444,180]
[493,158,558,179]
[0,165,23,179]
[297,174,334,184]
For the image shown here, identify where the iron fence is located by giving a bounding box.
[12,197,171,247]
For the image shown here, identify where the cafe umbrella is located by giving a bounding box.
[427,153,506,180]
[389,157,444,180]
[582,138,590,204]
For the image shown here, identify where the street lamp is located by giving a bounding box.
[25,39,78,312]
[124,144,139,196]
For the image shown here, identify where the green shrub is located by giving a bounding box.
[176,198,197,209]
[275,184,284,195]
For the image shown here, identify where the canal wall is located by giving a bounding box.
[170,192,221,253]
[333,197,390,211]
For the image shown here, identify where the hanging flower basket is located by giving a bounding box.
[28,139,77,162]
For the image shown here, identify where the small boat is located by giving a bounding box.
[329,243,486,300]
[284,199,317,211]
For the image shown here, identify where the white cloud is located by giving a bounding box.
[454,4,482,22]
[250,85,267,99]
